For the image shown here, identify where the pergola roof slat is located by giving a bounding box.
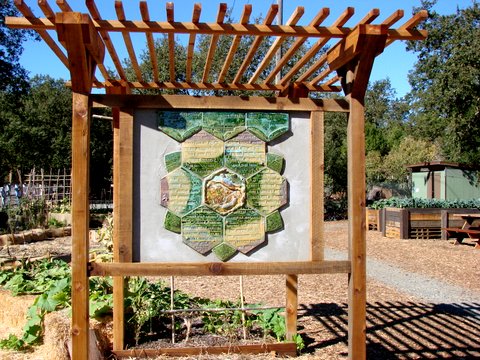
[202,3,227,83]
[232,4,278,84]
[14,0,69,69]
[248,6,305,84]
[86,0,127,80]
[186,3,202,82]
[6,1,427,96]
[166,2,176,81]
[140,1,159,83]
[115,0,143,82]
[217,4,251,83]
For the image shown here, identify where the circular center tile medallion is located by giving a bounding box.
[204,169,245,215]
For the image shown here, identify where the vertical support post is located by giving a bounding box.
[71,92,91,360]
[112,107,134,351]
[311,110,324,261]
[347,94,366,359]
[285,274,298,341]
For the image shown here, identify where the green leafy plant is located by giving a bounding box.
[370,197,480,210]
[49,197,71,214]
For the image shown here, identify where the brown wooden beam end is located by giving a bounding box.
[55,12,105,94]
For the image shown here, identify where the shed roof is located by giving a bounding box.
[6,1,427,96]
[406,161,478,172]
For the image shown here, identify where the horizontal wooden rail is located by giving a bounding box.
[89,260,351,277]
[90,94,350,112]
[113,342,297,358]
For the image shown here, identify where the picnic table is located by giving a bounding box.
[443,213,480,249]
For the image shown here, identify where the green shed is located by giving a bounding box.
[407,161,480,200]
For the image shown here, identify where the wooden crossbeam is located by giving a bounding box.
[6,16,427,40]
[90,79,341,93]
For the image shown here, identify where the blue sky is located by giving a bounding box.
[18,0,474,97]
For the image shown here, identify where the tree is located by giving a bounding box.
[324,111,348,196]
[407,1,480,165]
[364,79,409,156]
[0,2,36,93]
[383,136,438,184]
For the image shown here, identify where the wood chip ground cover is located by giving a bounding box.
[0,221,479,359]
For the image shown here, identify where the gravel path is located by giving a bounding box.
[326,248,480,304]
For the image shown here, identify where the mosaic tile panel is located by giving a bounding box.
[246,168,288,216]
[182,206,223,254]
[204,169,246,215]
[224,131,265,178]
[158,111,290,261]
[160,168,202,216]
[224,208,265,254]
[157,111,203,142]
[182,130,224,177]
[203,112,246,140]
[246,112,289,142]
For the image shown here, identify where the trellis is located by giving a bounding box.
[6,1,426,359]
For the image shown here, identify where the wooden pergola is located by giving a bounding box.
[7,1,426,359]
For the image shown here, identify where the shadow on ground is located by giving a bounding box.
[299,302,480,359]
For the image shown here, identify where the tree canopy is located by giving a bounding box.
[0,2,36,93]
[407,0,480,165]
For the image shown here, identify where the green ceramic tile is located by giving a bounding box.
[224,131,266,178]
[224,208,265,254]
[266,153,285,174]
[157,111,203,142]
[266,210,284,233]
[204,169,246,215]
[212,242,237,262]
[203,112,246,140]
[182,206,224,254]
[160,168,202,216]
[164,211,181,234]
[182,130,225,177]
[246,168,288,215]
[165,151,181,172]
[246,112,289,142]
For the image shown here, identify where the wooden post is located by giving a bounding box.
[346,94,367,360]
[285,274,298,341]
[112,106,134,351]
[311,110,324,261]
[71,92,91,360]
[55,11,104,359]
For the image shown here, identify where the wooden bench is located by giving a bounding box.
[443,227,480,248]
